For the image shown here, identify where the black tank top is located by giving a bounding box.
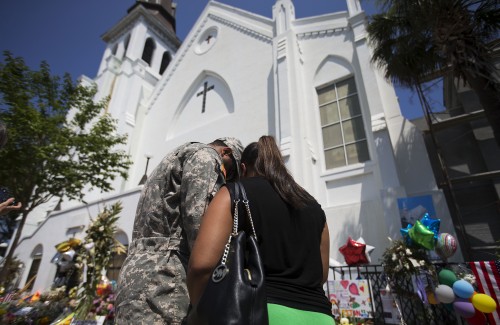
[227,177,332,316]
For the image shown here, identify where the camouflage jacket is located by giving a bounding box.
[116,142,226,324]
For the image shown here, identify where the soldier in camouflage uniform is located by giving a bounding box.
[116,137,244,325]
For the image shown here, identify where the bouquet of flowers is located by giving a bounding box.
[381,239,434,279]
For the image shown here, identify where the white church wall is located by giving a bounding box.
[293,10,420,260]
[372,127,401,189]
[326,199,388,264]
[303,36,383,184]
[388,117,438,194]
[130,16,275,181]
[113,2,276,189]
[95,55,121,101]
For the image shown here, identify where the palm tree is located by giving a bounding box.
[367,0,500,146]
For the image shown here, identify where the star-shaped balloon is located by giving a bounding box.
[420,213,440,240]
[339,237,368,266]
[408,220,435,250]
[356,237,375,263]
[400,224,413,245]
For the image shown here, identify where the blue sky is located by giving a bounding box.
[0,0,425,119]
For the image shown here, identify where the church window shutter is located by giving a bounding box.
[317,77,369,169]
[159,51,171,75]
[142,37,156,66]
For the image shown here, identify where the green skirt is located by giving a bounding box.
[268,303,335,325]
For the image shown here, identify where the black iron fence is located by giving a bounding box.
[327,264,466,325]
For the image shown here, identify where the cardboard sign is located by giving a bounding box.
[329,279,374,319]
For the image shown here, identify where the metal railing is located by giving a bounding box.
[327,264,464,325]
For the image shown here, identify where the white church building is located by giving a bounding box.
[12,0,462,292]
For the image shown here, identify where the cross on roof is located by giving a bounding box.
[196,81,215,113]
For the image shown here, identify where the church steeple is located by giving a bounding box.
[128,0,177,33]
[99,0,181,80]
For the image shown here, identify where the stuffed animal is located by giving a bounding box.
[340,318,352,325]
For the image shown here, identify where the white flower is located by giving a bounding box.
[462,274,476,285]
[406,248,412,255]
[404,263,410,270]
[392,254,397,261]
[419,260,426,266]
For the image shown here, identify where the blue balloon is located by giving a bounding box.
[400,224,413,245]
[420,213,441,240]
[453,279,474,299]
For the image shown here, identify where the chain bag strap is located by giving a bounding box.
[215,182,259,282]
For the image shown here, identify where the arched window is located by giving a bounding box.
[142,37,156,66]
[111,44,118,56]
[159,51,172,75]
[26,244,43,291]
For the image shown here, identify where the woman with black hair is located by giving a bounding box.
[188,136,334,324]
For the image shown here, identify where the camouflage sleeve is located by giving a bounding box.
[180,148,224,250]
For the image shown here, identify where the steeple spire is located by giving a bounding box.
[128,0,177,32]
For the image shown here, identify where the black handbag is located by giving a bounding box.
[189,182,268,325]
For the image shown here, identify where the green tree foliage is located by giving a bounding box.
[367,0,500,145]
[0,51,131,285]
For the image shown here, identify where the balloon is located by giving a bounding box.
[453,300,476,318]
[415,276,427,304]
[356,237,375,263]
[466,309,487,325]
[400,224,413,245]
[68,237,81,247]
[435,233,457,259]
[427,291,439,304]
[55,241,71,253]
[408,220,435,249]
[435,284,455,304]
[472,293,497,313]
[438,268,458,287]
[452,279,474,299]
[61,249,75,262]
[420,213,440,240]
[339,237,368,266]
[55,238,82,252]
